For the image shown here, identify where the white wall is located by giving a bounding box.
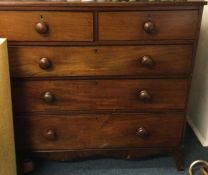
[187,3,208,147]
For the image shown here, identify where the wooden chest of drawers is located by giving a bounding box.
[0,0,206,171]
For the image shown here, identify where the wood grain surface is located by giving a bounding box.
[99,11,198,40]
[12,79,188,113]
[0,0,205,168]
[9,45,193,77]
[15,113,184,150]
[0,11,93,42]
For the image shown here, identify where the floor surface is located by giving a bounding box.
[31,125,208,175]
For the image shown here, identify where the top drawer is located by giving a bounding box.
[0,11,93,42]
[99,11,198,41]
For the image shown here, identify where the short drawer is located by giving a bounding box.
[0,11,93,41]
[9,45,192,77]
[12,79,188,113]
[99,11,198,41]
[15,113,184,150]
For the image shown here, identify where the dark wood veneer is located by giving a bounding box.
[0,11,93,41]
[12,79,188,113]
[9,45,193,77]
[0,0,206,7]
[99,11,198,41]
[15,113,184,150]
[1,0,206,171]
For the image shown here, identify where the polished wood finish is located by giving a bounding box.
[0,11,93,41]
[138,90,152,103]
[143,21,156,34]
[99,11,198,41]
[0,0,206,7]
[1,0,205,171]
[137,127,149,138]
[140,55,155,69]
[39,57,52,70]
[15,113,184,150]
[9,45,192,77]
[35,21,49,35]
[42,91,54,104]
[12,79,188,113]
[44,129,56,141]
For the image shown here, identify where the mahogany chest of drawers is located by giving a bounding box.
[0,0,206,171]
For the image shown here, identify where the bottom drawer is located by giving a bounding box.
[15,113,184,150]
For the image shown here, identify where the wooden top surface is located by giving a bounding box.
[0,0,206,7]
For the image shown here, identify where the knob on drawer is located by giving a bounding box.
[39,57,52,70]
[140,55,154,69]
[44,129,56,141]
[35,21,49,34]
[43,92,54,103]
[137,127,149,138]
[138,90,152,102]
[143,21,155,34]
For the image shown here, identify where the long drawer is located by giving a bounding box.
[12,79,188,113]
[15,113,184,150]
[0,11,93,41]
[99,11,198,41]
[9,45,192,77]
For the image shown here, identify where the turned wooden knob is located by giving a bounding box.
[43,92,54,103]
[143,21,155,34]
[35,21,49,34]
[39,57,52,70]
[140,55,154,68]
[137,127,149,138]
[44,129,56,140]
[139,90,152,102]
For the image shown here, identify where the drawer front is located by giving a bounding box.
[9,45,192,77]
[99,11,198,41]
[12,79,188,113]
[15,113,184,150]
[0,11,93,41]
